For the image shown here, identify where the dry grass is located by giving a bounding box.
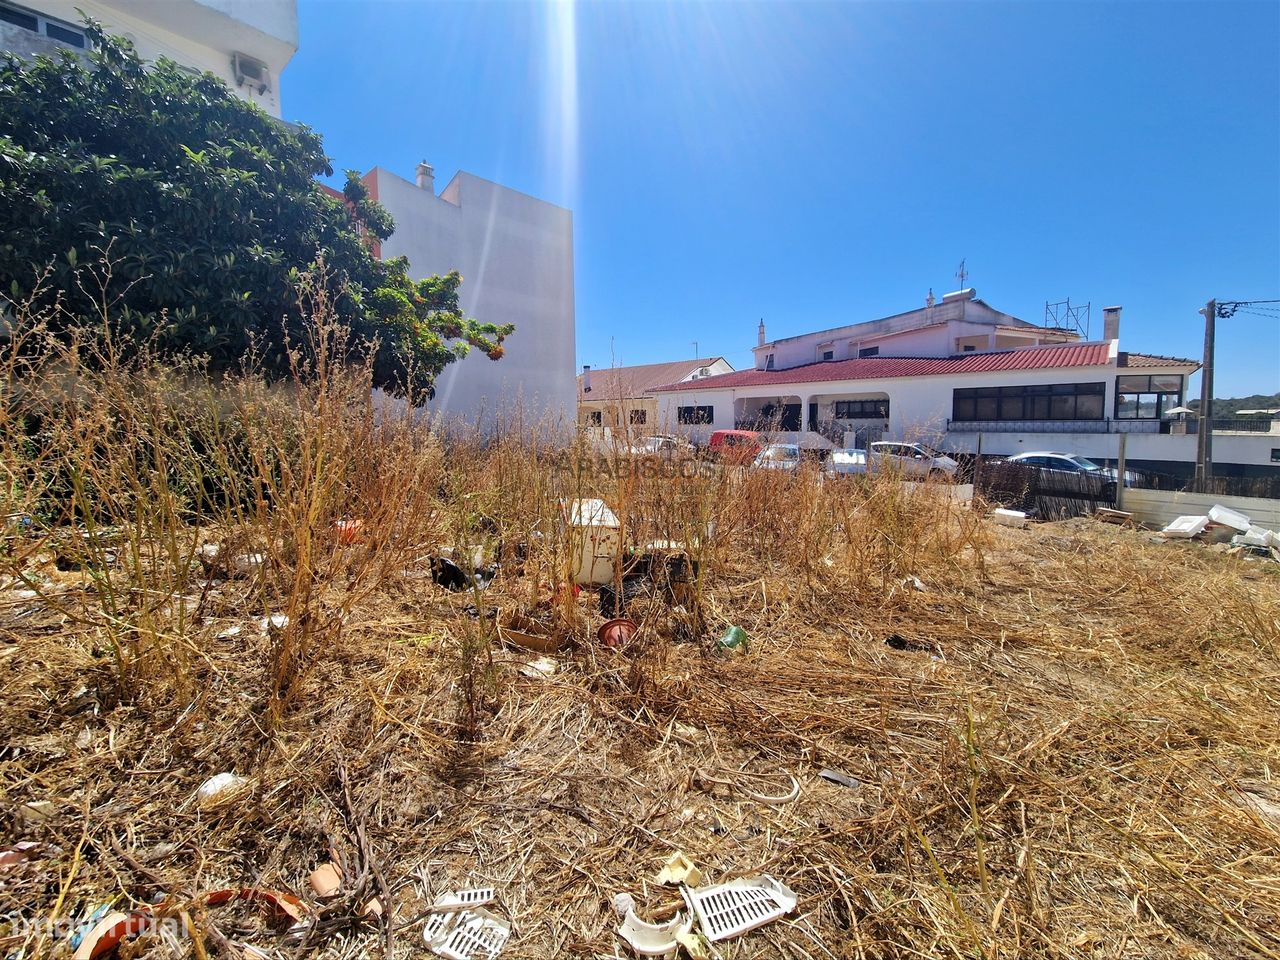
[1,270,1279,960]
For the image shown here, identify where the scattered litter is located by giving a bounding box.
[215,624,243,640]
[818,768,860,789]
[654,852,703,887]
[197,543,223,573]
[309,862,342,898]
[519,656,558,678]
[18,799,57,823]
[258,615,289,637]
[885,633,934,654]
[424,903,510,960]
[333,519,364,545]
[613,892,636,916]
[431,888,497,913]
[196,773,251,810]
[903,576,927,592]
[714,625,748,655]
[431,556,497,592]
[680,874,798,943]
[203,887,308,923]
[1162,515,1210,539]
[617,908,690,959]
[697,768,800,805]
[597,617,637,649]
[71,910,148,960]
[0,841,42,870]
[1208,504,1252,533]
[232,553,265,577]
[991,508,1028,529]
[1094,507,1133,525]
[566,498,621,586]
[361,897,383,920]
[499,615,566,654]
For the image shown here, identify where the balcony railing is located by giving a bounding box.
[946,419,1161,434]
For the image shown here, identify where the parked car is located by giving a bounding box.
[868,441,959,480]
[708,429,763,464]
[753,443,803,473]
[628,434,694,458]
[824,447,868,478]
[1000,451,1120,500]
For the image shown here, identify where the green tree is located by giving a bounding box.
[0,22,511,397]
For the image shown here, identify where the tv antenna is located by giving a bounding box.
[955,259,969,288]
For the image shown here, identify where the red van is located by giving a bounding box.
[708,429,763,464]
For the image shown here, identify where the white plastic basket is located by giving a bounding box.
[681,875,797,942]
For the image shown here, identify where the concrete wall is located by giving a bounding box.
[1122,489,1280,530]
[1,0,297,116]
[373,167,576,433]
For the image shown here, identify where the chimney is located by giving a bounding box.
[415,161,434,192]
[581,364,591,393]
[926,287,935,308]
[757,318,766,347]
[1103,305,1122,342]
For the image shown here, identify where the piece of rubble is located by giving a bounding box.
[1162,515,1209,539]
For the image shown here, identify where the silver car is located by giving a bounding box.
[868,441,959,480]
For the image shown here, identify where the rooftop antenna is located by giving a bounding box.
[691,341,698,357]
[955,259,969,289]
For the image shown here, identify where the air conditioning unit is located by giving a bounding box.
[232,52,270,95]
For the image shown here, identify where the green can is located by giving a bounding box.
[716,625,749,654]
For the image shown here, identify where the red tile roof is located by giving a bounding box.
[578,358,727,400]
[1117,351,1199,369]
[652,342,1113,393]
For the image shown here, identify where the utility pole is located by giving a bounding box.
[1194,299,1215,491]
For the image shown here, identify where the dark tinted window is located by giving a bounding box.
[0,4,37,30]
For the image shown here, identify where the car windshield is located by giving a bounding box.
[1067,456,1103,471]
[762,446,796,461]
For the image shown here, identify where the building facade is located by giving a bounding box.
[1,0,297,117]
[651,290,1278,477]
[577,357,734,433]
[368,164,576,432]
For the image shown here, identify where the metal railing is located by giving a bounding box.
[946,419,1160,434]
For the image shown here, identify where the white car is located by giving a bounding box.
[824,448,868,477]
[753,443,803,473]
[628,435,694,458]
[868,441,959,480]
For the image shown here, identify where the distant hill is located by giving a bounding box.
[1189,392,1280,417]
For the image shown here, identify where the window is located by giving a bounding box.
[677,405,713,425]
[952,382,1105,421]
[629,409,647,426]
[962,344,976,352]
[0,2,86,47]
[833,399,889,419]
[584,410,602,426]
[1272,448,1280,463]
[822,350,834,361]
[859,346,880,358]
[765,354,774,370]
[1115,374,1182,420]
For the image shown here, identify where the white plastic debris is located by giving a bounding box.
[991,508,1028,529]
[232,553,266,577]
[430,888,496,913]
[613,892,636,917]
[519,657,558,679]
[1208,504,1251,533]
[617,909,691,959]
[196,773,251,809]
[1233,526,1273,548]
[215,624,243,640]
[259,614,289,635]
[423,907,509,960]
[680,875,798,943]
[1162,515,1210,539]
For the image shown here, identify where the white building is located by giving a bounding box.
[0,0,297,117]
[366,163,576,432]
[651,289,1279,478]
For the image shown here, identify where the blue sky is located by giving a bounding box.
[285,0,1280,397]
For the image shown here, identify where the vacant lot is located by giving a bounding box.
[1,312,1277,960]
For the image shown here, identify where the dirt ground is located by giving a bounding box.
[2,512,1279,960]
